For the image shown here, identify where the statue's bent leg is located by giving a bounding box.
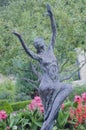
[41,120,54,130]
[41,84,73,130]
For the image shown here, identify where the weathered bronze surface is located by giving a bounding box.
[13,4,72,130]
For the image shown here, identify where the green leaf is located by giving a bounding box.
[57,110,69,128]
[73,102,78,108]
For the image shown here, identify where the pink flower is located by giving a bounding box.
[28,96,44,113]
[31,99,37,106]
[28,100,36,110]
[34,96,41,103]
[0,110,7,120]
[74,95,82,103]
[82,92,86,102]
[28,104,35,111]
[61,103,64,110]
[37,102,43,107]
[39,107,44,113]
[37,102,44,113]
[0,114,2,121]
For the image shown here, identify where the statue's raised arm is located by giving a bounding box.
[13,31,40,61]
[47,4,57,49]
[12,4,73,130]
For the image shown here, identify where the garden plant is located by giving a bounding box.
[0,93,86,130]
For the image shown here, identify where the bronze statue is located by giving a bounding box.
[13,4,72,130]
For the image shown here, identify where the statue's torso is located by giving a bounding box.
[39,48,59,82]
[38,48,62,99]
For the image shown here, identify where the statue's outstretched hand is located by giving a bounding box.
[12,31,20,37]
[46,3,52,16]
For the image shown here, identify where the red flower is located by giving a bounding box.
[75,104,83,124]
[70,108,75,119]
[70,94,86,127]
[83,104,86,119]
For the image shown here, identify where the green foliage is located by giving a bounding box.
[11,100,31,111]
[0,121,6,130]
[56,101,71,129]
[14,92,31,102]
[0,100,13,114]
[0,0,85,74]
[0,0,86,101]
[0,93,86,130]
[57,110,70,129]
[69,84,86,101]
[0,79,16,102]
[8,108,43,130]
[0,0,9,7]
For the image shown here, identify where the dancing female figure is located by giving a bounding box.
[13,4,72,130]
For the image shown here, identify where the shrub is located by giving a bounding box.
[0,79,16,102]
[0,100,13,114]
[11,100,31,111]
[14,92,31,102]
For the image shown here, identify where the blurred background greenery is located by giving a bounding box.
[0,0,86,102]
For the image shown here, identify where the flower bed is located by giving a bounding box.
[0,94,86,130]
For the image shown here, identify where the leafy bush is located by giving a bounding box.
[0,0,86,102]
[0,79,16,102]
[14,92,31,102]
[0,100,13,114]
[11,100,31,111]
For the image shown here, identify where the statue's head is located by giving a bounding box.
[34,37,46,54]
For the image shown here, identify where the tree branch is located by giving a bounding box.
[59,58,69,73]
[20,77,39,90]
[60,61,86,82]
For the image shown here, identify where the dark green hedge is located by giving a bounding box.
[11,100,31,111]
[0,100,13,114]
